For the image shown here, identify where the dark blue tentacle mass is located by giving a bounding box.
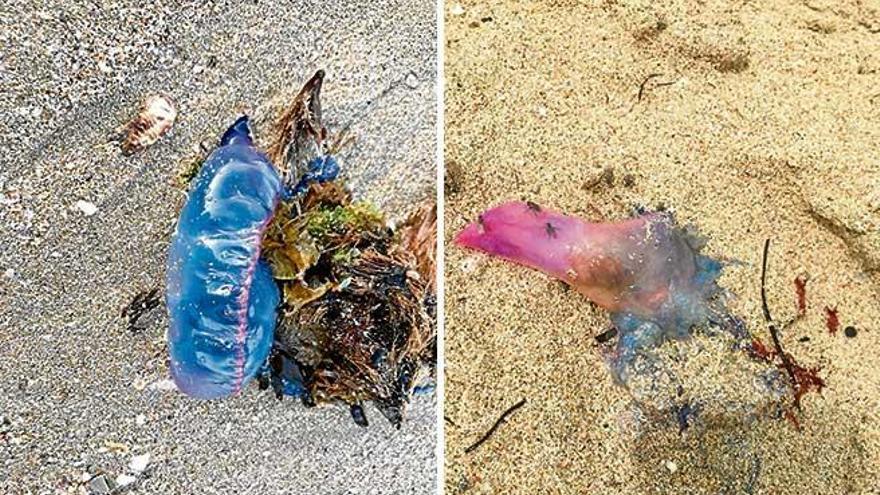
[288,155,340,197]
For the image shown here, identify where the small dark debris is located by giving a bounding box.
[676,401,700,434]
[445,160,464,195]
[122,287,162,332]
[799,336,810,343]
[350,403,369,427]
[526,201,541,213]
[481,16,493,22]
[637,73,663,102]
[545,222,558,238]
[844,326,857,338]
[469,20,481,28]
[444,416,457,427]
[601,167,614,186]
[594,327,618,344]
[622,174,635,188]
[794,275,807,317]
[806,20,836,34]
[583,167,614,190]
[715,53,750,73]
[825,306,840,335]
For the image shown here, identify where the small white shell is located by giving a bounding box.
[122,95,176,154]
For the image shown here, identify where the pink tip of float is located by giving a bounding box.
[455,201,588,280]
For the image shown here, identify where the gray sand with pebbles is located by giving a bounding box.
[0,1,437,493]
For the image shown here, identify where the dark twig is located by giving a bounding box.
[760,239,800,408]
[760,239,772,322]
[465,398,527,454]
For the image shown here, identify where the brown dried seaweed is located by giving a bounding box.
[260,71,436,426]
[396,199,437,291]
[276,249,435,427]
[267,70,327,175]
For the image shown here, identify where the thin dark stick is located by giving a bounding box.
[760,239,799,407]
[760,239,772,322]
[464,399,527,454]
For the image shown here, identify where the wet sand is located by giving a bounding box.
[445,1,879,493]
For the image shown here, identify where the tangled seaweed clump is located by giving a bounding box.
[257,70,436,427]
[262,186,436,427]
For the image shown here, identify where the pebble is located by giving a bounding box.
[129,453,151,473]
[404,71,419,89]
[664,460,678,473]
[116,473,137,487]
[135,414,146,426]
[147,378,178,391]
[88,474,113,494]
[450,4,465,16]
[74,200,98,216]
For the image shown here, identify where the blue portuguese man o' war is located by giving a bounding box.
[166,71,436,427]
[166,117,283,399]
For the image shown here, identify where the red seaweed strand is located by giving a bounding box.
[794,275,807,317]
[824,306,840,335]
[749,337,775,362]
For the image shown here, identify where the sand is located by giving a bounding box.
[0,1,436,493]
[444,1,879,493]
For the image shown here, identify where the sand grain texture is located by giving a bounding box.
[445,1,879,493]
[0,1,436,493]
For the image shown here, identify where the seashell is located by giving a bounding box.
[121,95,176,155]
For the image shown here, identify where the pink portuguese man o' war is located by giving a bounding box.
[456,201,744,381]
